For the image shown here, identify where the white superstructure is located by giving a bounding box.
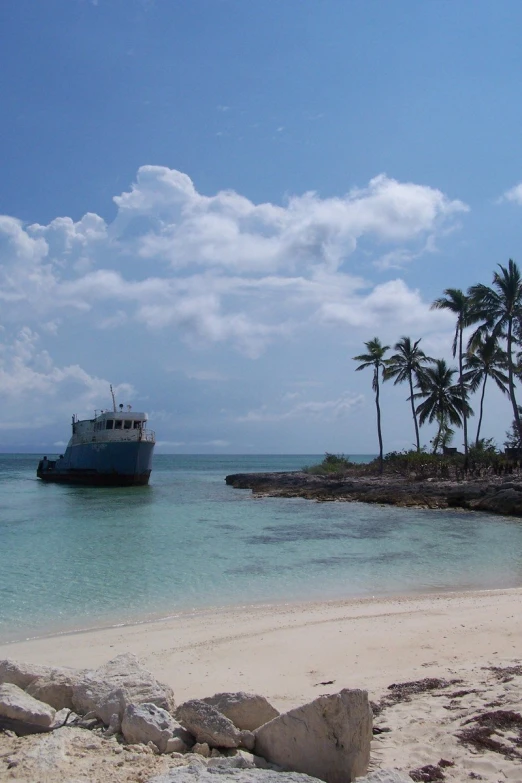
[70,410,155,447]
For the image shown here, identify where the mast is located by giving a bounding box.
[110,385,117,413]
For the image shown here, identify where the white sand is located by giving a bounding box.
[1,588,522,781]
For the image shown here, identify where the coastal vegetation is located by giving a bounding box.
[302,452,356,474]
[303,441,511,481]
[353,338,389,473]
[382,337,431,453]
[352,259,522,466]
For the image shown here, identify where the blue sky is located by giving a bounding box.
[2,0,522,453]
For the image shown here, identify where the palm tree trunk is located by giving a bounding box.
[433,417,443,455]
[458,325,468,457]
[475,375,487,447]
[408,371,421,451]
[507,318,522,442]
[375,369,384,473]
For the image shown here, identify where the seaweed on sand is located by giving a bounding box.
[372,677,462,715]
[409,765,446,782]
[485,664,522,682]
[457,710,522,759]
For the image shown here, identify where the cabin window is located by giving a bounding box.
[124,420,132,429]
[133,421,141,429]
[106,420,114,430]
[114,420,122,429]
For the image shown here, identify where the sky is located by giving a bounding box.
[2,0,522,454]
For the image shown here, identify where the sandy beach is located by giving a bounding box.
[1,588,522,781]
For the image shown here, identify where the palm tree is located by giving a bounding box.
[469,260,522,444]
[464,335,509,447]
[383,336,433,452]
[353,338,390,473]
[431,289,474,456]
[415,359,473,454]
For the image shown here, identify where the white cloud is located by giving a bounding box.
[236,393,365,423]
[0,168,467,356]
[0,325,134,429]
[373,246,425,270]
[318,278,454,332]
[116,167,467,275]
[154,439,230,449]
[0,166,468,435]
[500,182,522,205]
[197,439,230,447]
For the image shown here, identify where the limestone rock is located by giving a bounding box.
[202,693,279,731]
[239,730,255,751]
[11,726,82,777]
[122,702,192,753]
[472,487,522,515]
[146,766,324,783]
[207,751,281,770]
[72,653,175,725]
[207,753,256,769]
[176,699,246,749]
[26,669,81,711]
[193,742,211,757]
[355,772,412,783]
[166,735,190,753]
[254,689,372,783]
[0,659,83,691]
[0,683,56,728]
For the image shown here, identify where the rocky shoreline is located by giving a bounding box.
[225,471,522,516]
[0,654,389,783]
[3,651,522,782]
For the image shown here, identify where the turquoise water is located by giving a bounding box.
[1,453,522,643]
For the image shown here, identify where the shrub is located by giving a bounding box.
[303,452,355,475]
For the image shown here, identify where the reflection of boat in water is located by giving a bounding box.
[37,389,155,486]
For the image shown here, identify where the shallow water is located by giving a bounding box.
[1,453,522,643]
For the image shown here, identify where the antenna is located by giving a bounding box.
[110,385,116,413]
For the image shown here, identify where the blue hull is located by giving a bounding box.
[37,441,154,486]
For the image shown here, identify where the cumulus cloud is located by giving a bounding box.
[112,167,467,274]
[317,278,454,332]
[501,182,522,205]
[0,166,477,447]
[0,167,467,356]
[0,325,134,429]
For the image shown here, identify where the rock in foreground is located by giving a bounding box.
[202,693,279,731]
[0,659,85,692]
[0,683,56,729]
[122,702,193,753]
[72,653,175,726]
[254,689,372,783]
[176,699,254,750]
[147,766,324,783]
[26,669,82,711]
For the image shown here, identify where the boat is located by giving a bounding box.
[37,388,155,486]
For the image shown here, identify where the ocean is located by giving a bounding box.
[1,453,522,644]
